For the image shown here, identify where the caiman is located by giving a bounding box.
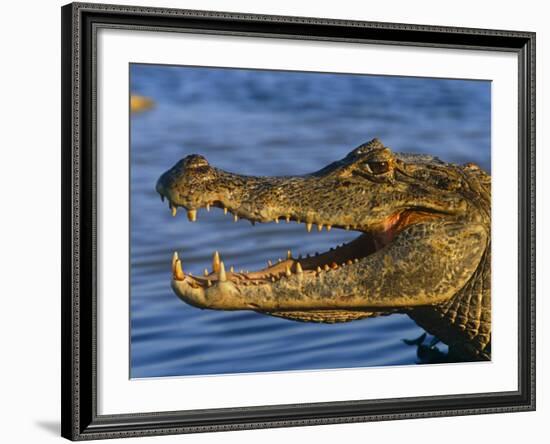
[155,138,491,361]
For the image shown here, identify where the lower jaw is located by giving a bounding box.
[172,231,387,292]
[171,207,444,290]
[247,232,380,277]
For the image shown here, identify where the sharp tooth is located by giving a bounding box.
[354,258,359,263]
[316,266,322,273]
[187,209,197,222]
[306,223,312,232]
[172,252,179,272]
[219,261,227,282]
[274,218,279,224]
[230,266,234,273]
[345,225,350,231]
[171,205,177,217]
[278,258,282,263]
[296,262,303,274]
[206,203,210,212]
[331,262,338,269]
[287,250,292,259]
[317,224,323,232]
[268,260,273,267]
[347,259,353,265]
[189,272,193,277]
[326,225,332,231]
[204,268,209,276]
[212,251,221,273]
[285,215,290,223]
[271,276,276,282]
[323,264,330,271]
[174,259,185,280]
[207,280,212,287]
[285,266,292,277]
[233,214,239,222]
[224,207,228,215]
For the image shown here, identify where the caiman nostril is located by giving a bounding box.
[183,154,209,168]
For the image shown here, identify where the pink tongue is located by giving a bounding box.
[376,212,401,248]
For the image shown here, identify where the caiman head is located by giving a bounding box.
[156,138,490,323]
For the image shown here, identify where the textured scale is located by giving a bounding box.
[404,163,491,359]
[409,248,491,360]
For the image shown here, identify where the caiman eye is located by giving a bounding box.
[366,161,390,175]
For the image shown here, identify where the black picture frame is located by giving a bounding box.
[61,2,536,440]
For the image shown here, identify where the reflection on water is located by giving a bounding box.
[130,64,490,378]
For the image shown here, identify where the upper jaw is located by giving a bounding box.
[156,173,464,234]
[157,177,382,233]
[169,226,395,312]
[157,181,452,238]
[155,157,372,230]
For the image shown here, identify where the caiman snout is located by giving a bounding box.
[156,154,219,219]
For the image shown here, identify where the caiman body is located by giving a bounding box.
[156,139,491,361]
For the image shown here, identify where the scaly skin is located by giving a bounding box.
[156,139,491,361]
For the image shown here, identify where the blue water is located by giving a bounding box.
[130,64,491,378]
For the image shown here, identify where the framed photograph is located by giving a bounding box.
[61,2,536,440]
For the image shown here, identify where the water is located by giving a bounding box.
[130,64,491,378]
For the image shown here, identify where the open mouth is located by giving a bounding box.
[166,199,438,291]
